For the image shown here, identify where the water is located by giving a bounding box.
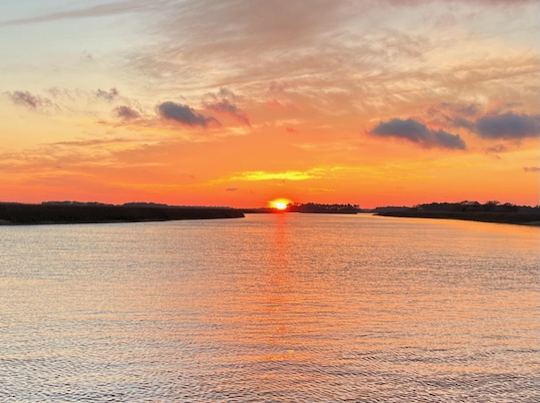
[1,214,539,402]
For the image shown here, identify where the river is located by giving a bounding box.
[1,214,538,401]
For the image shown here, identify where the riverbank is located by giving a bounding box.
[243,202,363,214]
[376,209,540,226]
[0,202,244,225]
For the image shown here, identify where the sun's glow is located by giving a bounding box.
[269,198,291,211]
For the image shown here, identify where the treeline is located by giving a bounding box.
[242,202,363,214]
[416,201,539,213]
[375,201,540,226]
[0,202,244,225]
[289,203,361,214]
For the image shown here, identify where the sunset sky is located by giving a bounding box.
[1,0,539,208]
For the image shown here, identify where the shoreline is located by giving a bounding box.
[0,203,244,225]
[375,211,540,227]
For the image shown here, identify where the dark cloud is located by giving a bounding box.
[226,187,238,192]
[157,101,217,127]
[114,105,140,120]
[373,118,428,141]
[475,112,540,139]
[96,88,119,102]
[427,105,540,144]
[371,118,466,149]
[523,166,540,173]
[432,130,467,150]
[7,90,52,110]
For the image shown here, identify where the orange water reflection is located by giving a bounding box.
[1,214,539,400]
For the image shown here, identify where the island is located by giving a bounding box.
[243,203,364,214]
[0,201,244,225]
[374,201,540,226]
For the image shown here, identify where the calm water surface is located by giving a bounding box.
[1,214,539,401]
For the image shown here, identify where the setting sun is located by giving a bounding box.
[269,198,291,211]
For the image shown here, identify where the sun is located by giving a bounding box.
[269,198,291,211]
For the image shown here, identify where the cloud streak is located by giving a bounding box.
[229,168,328,182]
[0,1,172,27]
[226,166,346,183]
[523,166,540,173]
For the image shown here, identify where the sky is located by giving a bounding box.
[1,0,539,208]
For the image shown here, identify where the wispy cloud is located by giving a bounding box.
[5,90,54,110]
[523,166,540,173]
[114,105,141,121]
[0,1,172,27]
[96,88,119,102]
[203,88,250,126]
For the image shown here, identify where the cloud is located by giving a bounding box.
[129,1,394,89]
[202,88,250,126]
[435,102,480,118]
[157,101,217,127]
[432,130,467,150]
[51,137,139,147]
[371,118,466,149]
[446,102,479,117]
[386,0,538,6]
[1,0,533,28]
[523,166,540,173]
[6,91,53,110]
[229,167,336,182]
[114,105,140,120]
[96,88,119,102]
[429,106,540,142]
[451,117,475,130]
[0,1,171,27]
[428,102,480,129]
[475,112,540,139]
[206,100,250,126]
[485,143,508,154]
[231,170,316,181]
[124,0,539,126]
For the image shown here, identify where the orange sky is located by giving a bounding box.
[0,1,539,207]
